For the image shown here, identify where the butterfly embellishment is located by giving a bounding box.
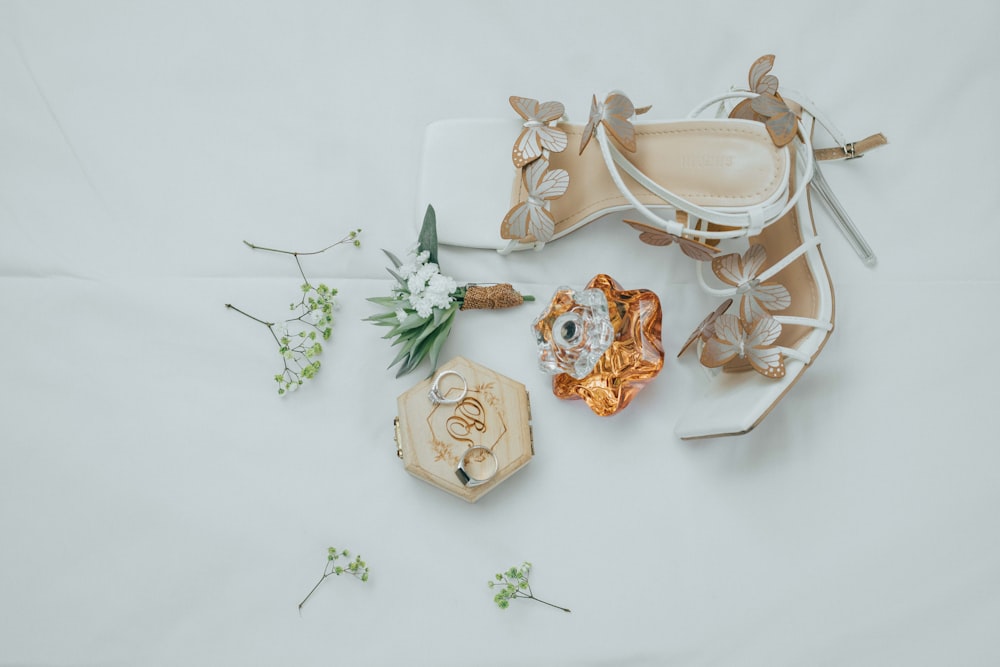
[747,54,779,96]
[712,245,791,320]
[579,92,650,155]
[677,298,733,358]
[509,96,568,168]
[729,54,798,147]
[500,156,570,243]
[700,313,786,379]
[623,219,719,262]
[751,93,798,148]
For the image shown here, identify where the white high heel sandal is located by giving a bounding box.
[418,94,796,254]
[594,55,884,439]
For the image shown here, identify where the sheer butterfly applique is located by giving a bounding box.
[730,54,774,121]
[751,94,798,147]
[579,92,650,155]
[623,219,719,262]
[748,54,780,96]
[677,298,733,358]
[729,54,799,147]
[500,156,570,243]
[700,312,786,379]
[712,244,791,320]
[509,96,568,168]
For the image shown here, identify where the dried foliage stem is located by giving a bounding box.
[225,303,273,328]
[489,562,570,613]
[298,548,369,614]
[243,230,361,257]
[227,229,361,394]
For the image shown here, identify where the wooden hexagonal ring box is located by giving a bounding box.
[394,357,533,502]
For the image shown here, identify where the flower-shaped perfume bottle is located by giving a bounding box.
[532,274,663,416]
[532,285,613,379]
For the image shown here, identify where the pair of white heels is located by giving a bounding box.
[418,55,886,439]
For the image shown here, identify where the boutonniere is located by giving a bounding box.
[366,206,534,377]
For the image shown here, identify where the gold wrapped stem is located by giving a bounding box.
[461,284,525,310]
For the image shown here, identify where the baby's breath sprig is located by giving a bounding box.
[298,547,369,614]
[488,561,570,613]
[226,229,361,394]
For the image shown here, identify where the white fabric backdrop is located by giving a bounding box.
[2,1,998,665]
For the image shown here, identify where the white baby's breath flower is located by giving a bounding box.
[407,274,427,296]
[398,260,417,279]
[397,245,424,279]
[395,308,408,323]
[430,293,452,310]
[411,296,434,319]
[427,272,457,296]
[416,262,438,283]
[426,286,450,308]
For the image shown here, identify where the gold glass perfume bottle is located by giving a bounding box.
[533,274,663,416]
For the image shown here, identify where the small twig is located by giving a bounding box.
[243,230,361,258]
[298,548,369,615]
[294,256,309,287]
[489,562,569,613]
[225,303,273,327]
[298,569,334,614]
[519,592,571,613]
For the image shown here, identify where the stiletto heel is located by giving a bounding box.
[810,163,877,266]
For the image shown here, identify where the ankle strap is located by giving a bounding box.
[814,133,888,161]
[782,88,887,162]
